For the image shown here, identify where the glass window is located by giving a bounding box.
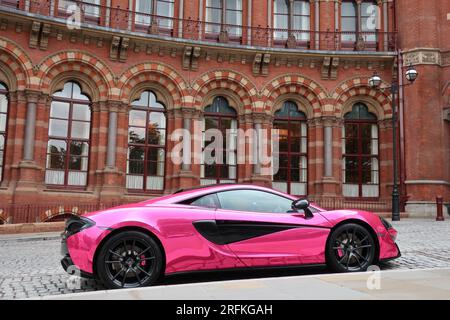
[126,90,166,191]
[272,101,308,196]
[0,83,8,182]
[83,0,100,17]
[187,193,220,208]
[217,189,293,213]
[342,103,379,198]
[274,0,310,40]
[135,0,174,29]
[45,81,91,187]
[341,1,377,42]
[201,97,238,185]
[206,0,243,37]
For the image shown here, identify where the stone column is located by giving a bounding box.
[169,108,200,192]
[106,110,118,168]
[23,92,38,161]
[99,101,126,200]
[324,122,333,177]
[248,112,272,187]
[15,91,44,193]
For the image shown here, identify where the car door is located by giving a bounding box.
[214,189,333,267]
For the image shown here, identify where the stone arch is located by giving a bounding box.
[261,74,328,117]
[191,70,257,114]
[0,37,33,91]
[331,77,392,119]
[118,62,187,108]
[39,205,85,222]
[35,51,114,101]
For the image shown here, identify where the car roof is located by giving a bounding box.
[143,183,296,205]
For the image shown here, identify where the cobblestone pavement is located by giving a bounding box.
[1,219,449,299]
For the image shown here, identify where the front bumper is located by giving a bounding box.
[379,243,401,263]
[60,233,94,278]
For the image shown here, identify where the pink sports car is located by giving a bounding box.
[61,184,400,289]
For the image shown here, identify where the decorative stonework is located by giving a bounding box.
[403,49,441,66]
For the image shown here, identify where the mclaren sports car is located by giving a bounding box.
[61,184,400,289]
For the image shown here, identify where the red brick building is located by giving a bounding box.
[0,0,448,223]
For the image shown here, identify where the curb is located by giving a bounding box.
[0,221,64,235]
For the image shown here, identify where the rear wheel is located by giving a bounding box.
[326,223,376,272]
[96,231,163,289]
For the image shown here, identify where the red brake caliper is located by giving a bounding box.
[140,255,146,266]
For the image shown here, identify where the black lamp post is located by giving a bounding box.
[369,65,418,221]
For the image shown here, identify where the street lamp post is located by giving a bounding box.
[369,65,418,221]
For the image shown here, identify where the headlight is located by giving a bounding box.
[65,216,95,237]
[379,216,392,230]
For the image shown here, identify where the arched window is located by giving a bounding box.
[205,0,243,37]
[45,81,91,187]
[201,96,238,185]
[274,0,310,41]
[342,103,379,198]
[341,0,378,44]
[127,90,166,191]
[0,83,8,183]
[272,101,308,195]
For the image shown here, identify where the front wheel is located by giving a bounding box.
[326,223,376,272]
[96,231,163,289]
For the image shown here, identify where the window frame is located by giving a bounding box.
[342,104,380,199]
[126,90,167,193]
[272,101,308,196]
[0,83,8,184]
[134,0,175,32]
[45,81,92,189]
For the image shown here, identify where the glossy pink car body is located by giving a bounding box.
[62,184,400,277]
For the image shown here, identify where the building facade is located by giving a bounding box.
[0,0,448,223]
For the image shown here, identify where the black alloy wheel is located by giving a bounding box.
[326,223,376,272]
[96,231,163,289]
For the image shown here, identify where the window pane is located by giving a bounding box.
[129,110,147,126]
[147,128,165,145]
[205,117,219,130]
[274,0,288,14]
[53,82,72,98]
[69,156,88,171]
[149,112,166,129]
[156,0,174,18]
[128,160,144,174]
[293,1,309,14]
[47,139,67,154]
[71,121,90,139]
[0,94,7,113]
[0,114,5,132]
[72,104,90,121]
[71,83,89,101]
[217,189,293,213]
[147,148,165,162]
[128,146,145,161]
[50,101,70,119]
[49,119,68,137]
[226,0,242,10]
[129,127,146,144]
[189,193,219,208]
[132,91,149,107]
[69,141,89,156]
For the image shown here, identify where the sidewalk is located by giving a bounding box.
[39,267,450,300]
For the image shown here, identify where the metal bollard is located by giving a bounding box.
[436,196,444,221]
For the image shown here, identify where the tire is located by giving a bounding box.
[326,223,376,273]
[96,230,163,289]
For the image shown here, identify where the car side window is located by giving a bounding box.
[184,193,220,209]
[216,190,293,214]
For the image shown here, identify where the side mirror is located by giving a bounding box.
[291,198,314,219]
